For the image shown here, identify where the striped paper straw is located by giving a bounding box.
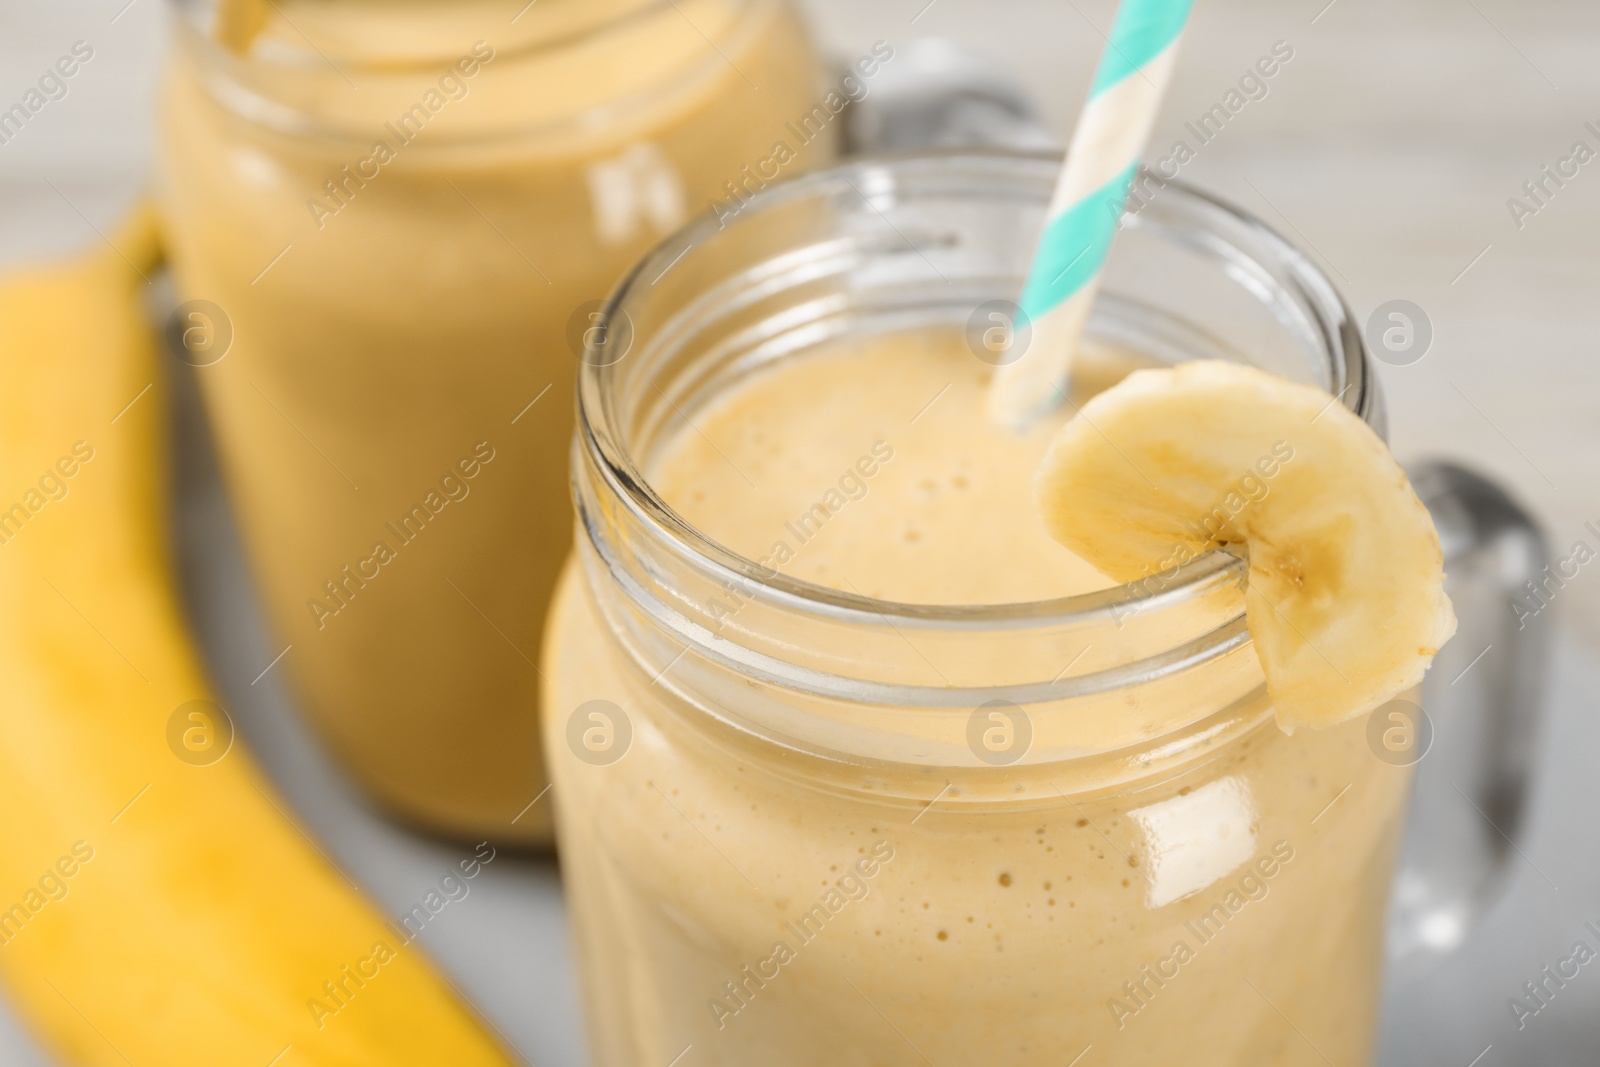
[988,0,1194,427]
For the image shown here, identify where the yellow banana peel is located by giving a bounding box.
[0,205,519,1066]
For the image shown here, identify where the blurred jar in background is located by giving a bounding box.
[157,0,832,844]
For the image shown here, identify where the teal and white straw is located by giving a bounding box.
[989,0,1194,427]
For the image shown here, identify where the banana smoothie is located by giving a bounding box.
[158,0,833,842]
[544,328,1415,1065]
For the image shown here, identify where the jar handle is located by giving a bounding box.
[838,39,1060,156]
[1386,461,1551,964]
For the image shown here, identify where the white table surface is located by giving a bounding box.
[2,1,1598,1064]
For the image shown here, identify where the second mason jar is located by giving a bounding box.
[157,0,835,842]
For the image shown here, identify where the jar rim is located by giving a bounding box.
[166,0,778,145]
[577,150,1376,639]
[167,0,674,55]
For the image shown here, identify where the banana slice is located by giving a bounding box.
[1033,360,1455,729]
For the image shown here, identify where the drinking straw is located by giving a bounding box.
[987,0,1194,427]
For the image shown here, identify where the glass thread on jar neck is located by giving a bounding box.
[167,0,784,147]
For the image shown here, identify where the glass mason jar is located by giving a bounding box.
[156,0,833,843]
[544,153,1544,1064]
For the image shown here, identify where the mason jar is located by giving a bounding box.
[156,0,835,843]
[543,153,1545,1064]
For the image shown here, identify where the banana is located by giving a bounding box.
[1034,360,1456,729]
[0,207,517,1066]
